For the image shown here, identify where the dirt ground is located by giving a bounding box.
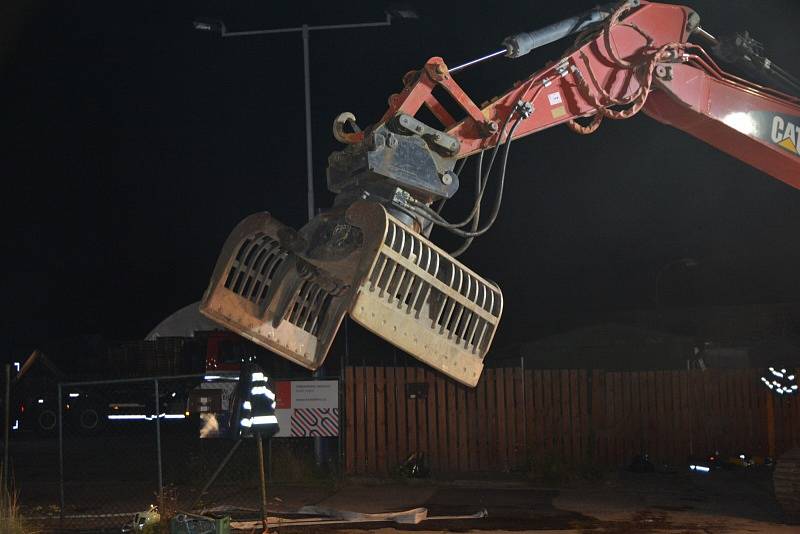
[258,468,798,533]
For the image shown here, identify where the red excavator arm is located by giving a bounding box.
[201,1,800,386]
[342,1,800,191]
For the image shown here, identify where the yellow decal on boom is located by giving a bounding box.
[771,115,800,156]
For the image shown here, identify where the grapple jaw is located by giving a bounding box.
[201,200,503,386]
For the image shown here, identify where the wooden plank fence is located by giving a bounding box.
[344,366,800,474]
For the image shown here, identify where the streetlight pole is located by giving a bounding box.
[302,25,313,221]
[193,12,414,222]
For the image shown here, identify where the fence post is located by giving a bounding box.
[686,361,693,457]
[766,391,776,458]
[3,364,10,489]
[58,382,65,527]
[520,357,527,456]
[154,378,163,496]
[339,318,349,475]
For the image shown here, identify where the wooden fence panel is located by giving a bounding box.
[604,372,616,465]
[533,370,544,457]
[504,369,517,468]
[514,368,525,469]
[375,367,387,475]
[405,367,417,465]
[467,380,479,471]
[345,367,355,474]
[434,374,446,470]
[385,368,397,470]
[678,371,690,459]
[355,367,366,474]
[344,366,799,475]
[720,370,732,453]
[424,368,438,471]
[541,370,553,456]
[494,370,507,469]
[591,370,605,464]
[734,370,747,454]
[366,367,377,473]
[614,372,625,466]
[446,379,458,471]
[569,370,579,462]
[622,372,633,465]
[525,370,535,458]
[395,366,408,467]
[458,382,469,471]
[578,370,588,462]
[415,368,428,466]
[476,372,488,470]
[670,370,681,463]
[558,371,569,463]
[630,372,642,458]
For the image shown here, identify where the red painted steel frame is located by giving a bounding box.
[358,1,800,190]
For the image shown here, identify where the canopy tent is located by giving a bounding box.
[145,301,222,340]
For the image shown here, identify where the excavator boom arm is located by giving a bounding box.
[348,1,800,193]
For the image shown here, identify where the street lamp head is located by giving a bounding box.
[193,18,226,35]
[386,5,419,21]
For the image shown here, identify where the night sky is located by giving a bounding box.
[3,1,800,359]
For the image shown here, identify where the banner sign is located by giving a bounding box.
[275,380,339,437]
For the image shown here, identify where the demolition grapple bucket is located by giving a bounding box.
[200,200,502,386]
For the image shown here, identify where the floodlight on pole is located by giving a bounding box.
[192,18,226,34]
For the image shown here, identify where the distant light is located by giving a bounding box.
[12,420,19,431]
[38,399,44,404]
[13,362,20,372]
[108,413,186,421]
[109,414,149,420]
[761,365,798,396]
[204,374,238,381]
[69,393,80,398]
[690,464,710,473]
[171,392,177,398]
[739,454,745,459]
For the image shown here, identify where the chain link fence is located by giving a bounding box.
[3,374,339,532]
